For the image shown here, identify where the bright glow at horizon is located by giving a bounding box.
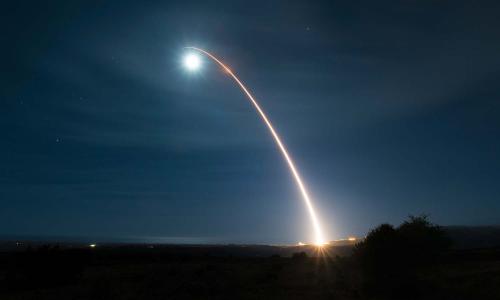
[183,53,201,71]
[183,46,327,245]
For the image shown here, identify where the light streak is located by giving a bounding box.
[185,47,326,245]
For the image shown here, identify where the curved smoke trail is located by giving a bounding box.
[186,47,325,245]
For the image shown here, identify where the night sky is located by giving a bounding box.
[2,1,500,244]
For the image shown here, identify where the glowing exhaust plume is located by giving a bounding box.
[184,47,326,245]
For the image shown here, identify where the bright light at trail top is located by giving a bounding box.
[183,53,201,71]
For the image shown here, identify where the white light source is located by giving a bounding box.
[183,53,201,71]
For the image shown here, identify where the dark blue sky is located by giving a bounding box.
[1,1,500,244]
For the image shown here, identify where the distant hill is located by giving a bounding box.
[444,225,500,249]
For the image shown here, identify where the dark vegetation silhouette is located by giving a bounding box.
[1,216,499,300]
[347,215,452,298]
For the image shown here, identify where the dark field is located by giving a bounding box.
[1,243,500,300]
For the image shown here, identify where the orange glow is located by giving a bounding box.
[185,47,326,245]
[348,237,356,241]
[315,241,329,247]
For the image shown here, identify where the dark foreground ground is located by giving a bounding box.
[1,243,500,300]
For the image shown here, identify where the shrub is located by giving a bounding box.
[351,215,451,297]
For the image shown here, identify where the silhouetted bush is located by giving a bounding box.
[398,215,452,266]
[351,215,451,298]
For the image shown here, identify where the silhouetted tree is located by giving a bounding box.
[351,215,451,298]
[398,215,452,267]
